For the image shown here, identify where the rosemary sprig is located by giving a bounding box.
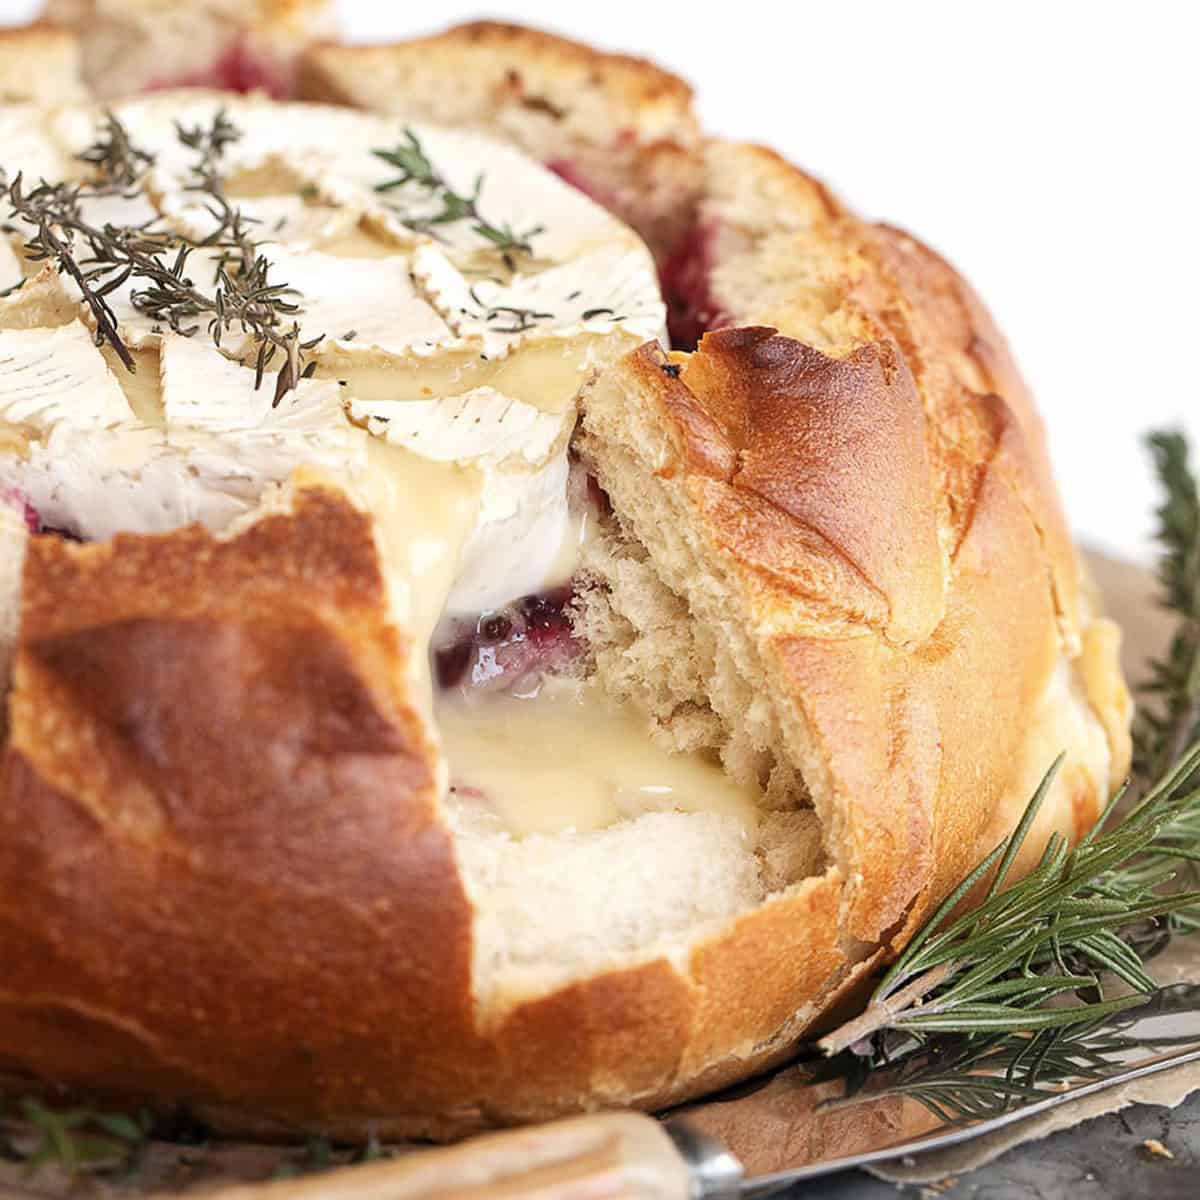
[833,985,1200,1122]
[820,744,1200,1055]
[373,129,543,262]
[818,429,1200,1114]
[1134,430,1200,788]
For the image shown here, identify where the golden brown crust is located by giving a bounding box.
[672,328,945,646]
[579,119,1132,946]
[0,23,89,104]
[0,25,1132,1140]
[301,21,693,135]
[588,336,1073,943]
[297,21,703,258]
[0,484,854,1138]
[39,0,336,99]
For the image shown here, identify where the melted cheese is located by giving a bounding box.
[358,437,482,707]
[438,681,760,839]
[103,346,163,427]
[322,335,632,414]
[3,95,740,841]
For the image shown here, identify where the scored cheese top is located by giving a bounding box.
[0,92,666,629]
[0,92,765,846]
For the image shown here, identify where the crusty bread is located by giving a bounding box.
[42,0,335,98]
[0,22,1132,1141]
[298,21,703,261]
[0,23,88,104]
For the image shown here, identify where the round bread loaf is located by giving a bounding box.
[0,18,1131,1140]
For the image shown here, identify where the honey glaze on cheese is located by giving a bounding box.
[438,680,760,839]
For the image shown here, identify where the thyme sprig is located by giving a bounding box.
[372,129,543,262]
[75,109,156,191]
[0,110,317,402]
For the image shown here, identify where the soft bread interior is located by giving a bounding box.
[438,373,833,1015]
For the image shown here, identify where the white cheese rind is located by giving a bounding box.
[0,238,22,295]
[261,244,456,357]
[9,92,669,624]
[161,333,367,482]
[6,423,248,540]
[0,107,68,187]
[351,387,568,468]
[358,389,575,616]
[0,322,132,432]
[412,242,666,358]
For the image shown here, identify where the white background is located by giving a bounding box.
[2,1,1197,562]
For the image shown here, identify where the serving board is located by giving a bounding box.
[0,553,1191,1200]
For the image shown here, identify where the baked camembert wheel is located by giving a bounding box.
[0,21,1132,1141]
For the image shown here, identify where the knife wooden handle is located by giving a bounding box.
[186,1113,694,1200]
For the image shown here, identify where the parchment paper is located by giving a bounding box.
[1,554,1195,1195]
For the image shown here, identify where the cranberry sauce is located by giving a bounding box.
[658,223,728,351]
[433,585,583,697]
[546,160,726,353]
[546,160,622,214]
[1,487,40,535]
[148,43,292,98]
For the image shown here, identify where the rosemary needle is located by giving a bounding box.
[819,429,1200,1114]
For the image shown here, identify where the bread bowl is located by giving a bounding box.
[41,0,336,98]
[0,14,1132,1141]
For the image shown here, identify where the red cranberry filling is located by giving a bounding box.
[546,160,622,214]
[434,585,582,696]
[148,42,292,99]
[1,487,40,535]
[547,158,727,352]
[658,223,728,351]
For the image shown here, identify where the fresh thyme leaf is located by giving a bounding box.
[372,128,543,258]
[464,284,553,334]
[175,107,243,192]
[75,110,155,191]
[0,276,25,299]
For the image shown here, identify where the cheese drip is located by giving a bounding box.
[315,336,628,414]
[438,680,760,839]
[359,437,483,709]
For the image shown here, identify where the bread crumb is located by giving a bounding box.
[1141,1138,1174,1160]
[918,1178,957,1197]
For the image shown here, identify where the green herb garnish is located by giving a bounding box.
[372,128,543,262]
